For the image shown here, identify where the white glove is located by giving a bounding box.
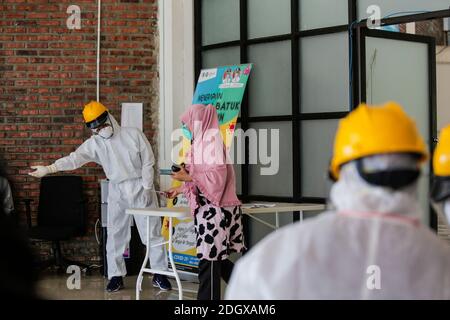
[29,164,58,178]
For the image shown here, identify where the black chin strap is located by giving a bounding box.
[356,159,420,190]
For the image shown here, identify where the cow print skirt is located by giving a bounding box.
[193,195,246,261]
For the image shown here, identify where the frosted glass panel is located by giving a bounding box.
[248,41,292,117]
[437,63,450,130]
[248,0,291,39]
[365,37,428,142]
[202,47,240,69]
[301,120,339,198]
[202,0,240,45]
[301,32,349,113]
[300,0,348,30]
[358,0,450,20]
[248,122,293,197]
[365,35,430,225]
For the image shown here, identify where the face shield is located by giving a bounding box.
[329,153,423,217]
[430,177,450,226]
[91,114,114,139]
[355,153,421,190]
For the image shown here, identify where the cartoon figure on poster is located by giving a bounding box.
[222,68,233,84]
[232,67,241,83]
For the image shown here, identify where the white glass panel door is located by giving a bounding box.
[361,29,436,226]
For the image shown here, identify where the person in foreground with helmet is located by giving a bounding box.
[431,125,450,229]
[226,102,450,299]
[28,101,172,292]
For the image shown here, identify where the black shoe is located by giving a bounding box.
[152,274,172,291]
[106,276,124,292]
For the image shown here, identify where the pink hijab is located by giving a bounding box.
[180,104,241,215]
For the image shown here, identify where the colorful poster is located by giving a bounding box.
[193,64,252,148]
[163,64,252,272]
[168,215,198,273]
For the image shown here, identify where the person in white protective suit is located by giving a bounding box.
[226,102,450,300]
[431,124,450,231]
[29,101,172,292]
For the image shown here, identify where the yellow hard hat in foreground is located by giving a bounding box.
[330,101,428,180]
[83,101,109,129]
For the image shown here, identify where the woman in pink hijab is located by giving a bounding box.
[165,104,245,300]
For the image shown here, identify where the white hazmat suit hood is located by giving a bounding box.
[330,154,421,219]
[226,154,450,300]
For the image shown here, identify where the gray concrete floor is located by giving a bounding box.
[36,271,199,300]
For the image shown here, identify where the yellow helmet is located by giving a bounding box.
[431,125,450,202]
[83,101,109,129]
[330,102,428,180]
[433,125,450,177]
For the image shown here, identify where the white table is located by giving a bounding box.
[125,207,190,300]
[241,202,326,230]
[126,202,326,300]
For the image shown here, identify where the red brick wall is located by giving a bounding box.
[0,0,159,264]
[416,19,446,45]
[399,19,446,45]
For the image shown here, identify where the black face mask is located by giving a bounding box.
[356,159,420,190]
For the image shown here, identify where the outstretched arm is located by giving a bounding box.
[29,138,98,178]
